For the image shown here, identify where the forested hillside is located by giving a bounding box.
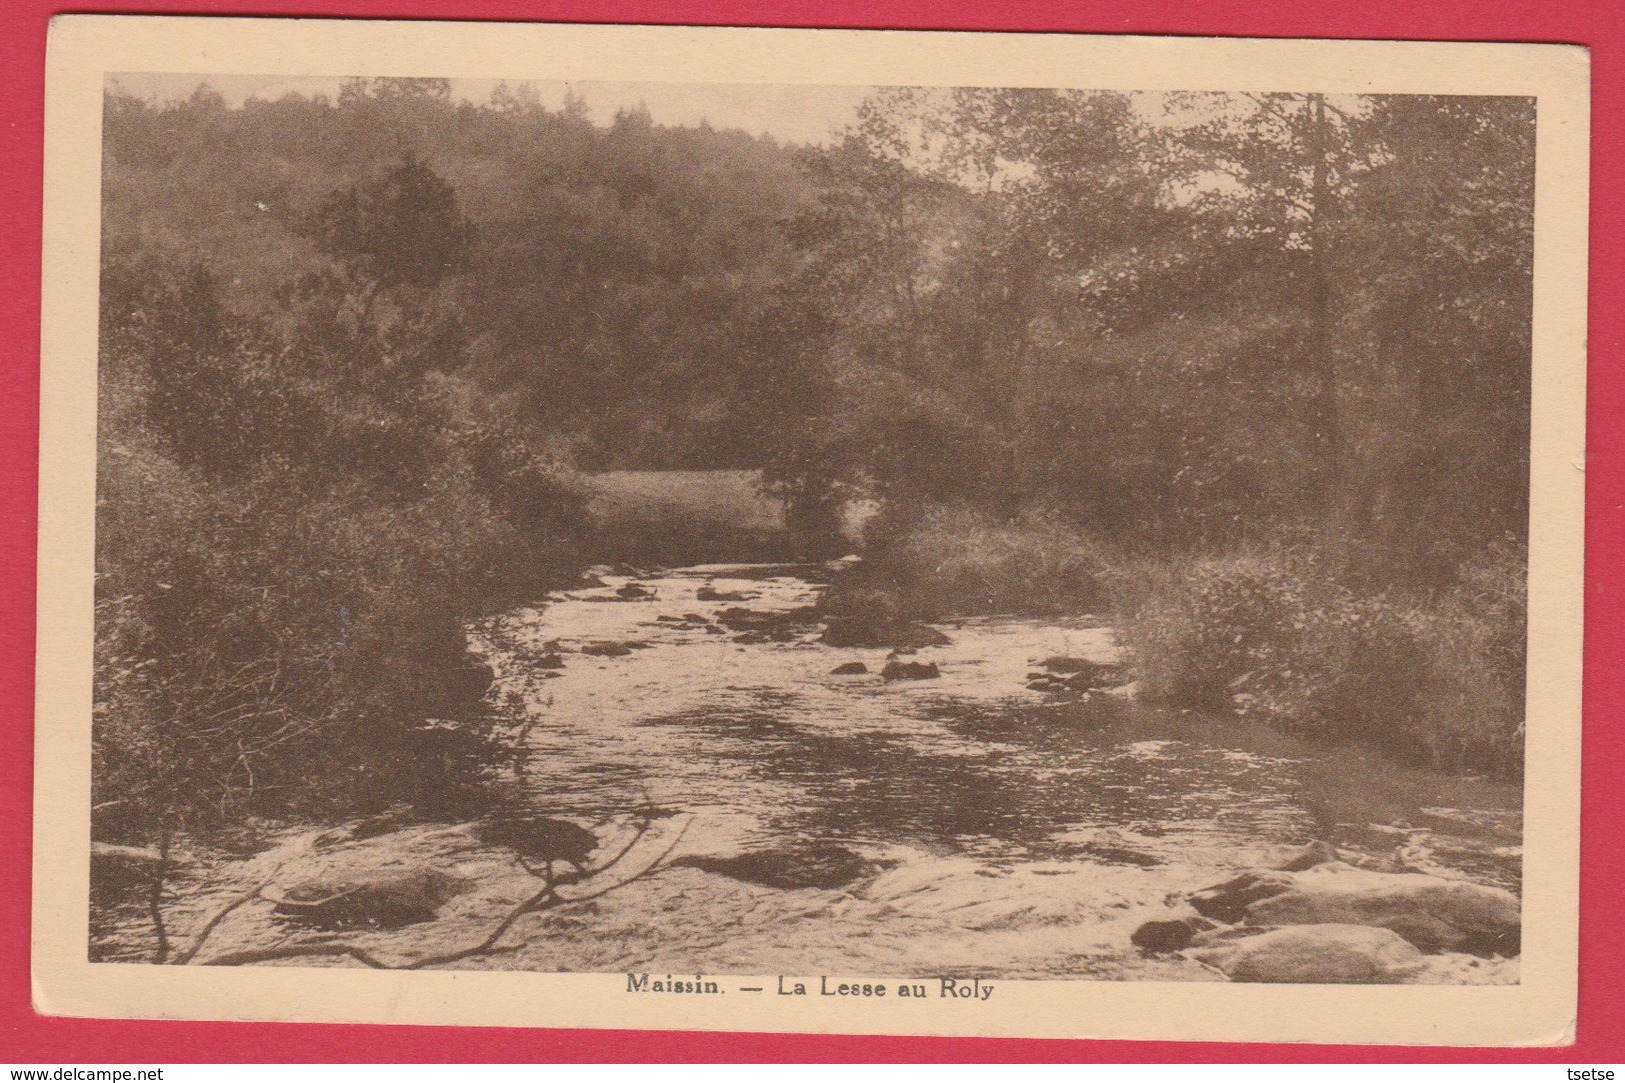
[95,77,1533,857]
[102,78,811,468]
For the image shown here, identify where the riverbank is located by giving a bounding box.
[823,505,1527,778]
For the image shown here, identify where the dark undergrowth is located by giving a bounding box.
[827,504,1525,777]
[94,238,589,849]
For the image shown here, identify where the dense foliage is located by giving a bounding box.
[771,90,1533,577]
[776,89,1533,771]
[102,79,810,469]
[96,102,588,841]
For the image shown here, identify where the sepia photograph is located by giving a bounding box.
[32,17,1587,1044]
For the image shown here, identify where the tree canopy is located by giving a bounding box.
[102,80,1533,587]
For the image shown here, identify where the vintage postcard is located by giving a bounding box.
[34,15,1587,1044]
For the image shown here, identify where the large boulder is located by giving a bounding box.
[1188,860,1520,956]
[1243,863,1521,955]
[1190,924,1427,984]
[673,843,879,890]
[264,866,467,930]
[1188,870,1297,924]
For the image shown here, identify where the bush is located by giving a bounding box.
[93,437,534,839]
[823,504,1109,623]
[1418,539,1528,771]
[92,253,586,846]
[1114,545,1526,775]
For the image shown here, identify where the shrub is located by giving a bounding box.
[92,253,586,846]
[1114,546,1527,775]
[823,503,1109,623]
[93,436,534,840]
[1417,538,1528,771]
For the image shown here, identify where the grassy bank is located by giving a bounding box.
[581,469,880,566]
[585,469,795,565]
[831,505,1526,776]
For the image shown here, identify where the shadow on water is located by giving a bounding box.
[490,561,1522,898]
[630,693,1319,867]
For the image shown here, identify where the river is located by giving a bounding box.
[89,559,1522,977]
[456,560,1522,980]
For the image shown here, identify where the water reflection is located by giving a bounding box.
[484,563,1522,898]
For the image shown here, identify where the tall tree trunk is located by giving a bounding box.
[1304,94,1350,563]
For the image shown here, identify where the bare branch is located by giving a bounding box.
[171,827,344,964]
[554,815,692,908]
[146,830,173,964]
[171,883,271,966]
[195,814,692,971]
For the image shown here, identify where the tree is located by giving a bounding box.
[338,77,453,107]
[758,89,1208,527]
[752,132,978,540]
[1331,95,1535,584]
[307,149,473,290]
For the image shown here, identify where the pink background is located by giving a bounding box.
[2,0,1618,1062]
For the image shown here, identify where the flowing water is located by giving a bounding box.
[458,561,1523,980]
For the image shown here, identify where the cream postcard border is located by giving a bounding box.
[34,15,1589,1045]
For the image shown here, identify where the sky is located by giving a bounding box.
[105,73,875,146]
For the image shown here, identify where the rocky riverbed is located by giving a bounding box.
[92,562,1523,983]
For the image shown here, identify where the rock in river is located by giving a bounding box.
[1244,862,1521,955]
[480,815,600,874]
[821,618,952,650]
[1190,923,1427,984]
[1131,916,1215,954]
[696,586,752,602]
[264,866,467,930]
[1187,860,1520,955]
[1275,840,1342,872]
[831,661,869,675]
[1039,656,1124,689]
[90,842,191,890]
[881,659,941,681]
[673,843,878,890]
[1188,870,1298,924]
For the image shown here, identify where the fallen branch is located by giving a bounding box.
[171,826,352,965]
[172,884,271,966]
[197,813,691,970]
